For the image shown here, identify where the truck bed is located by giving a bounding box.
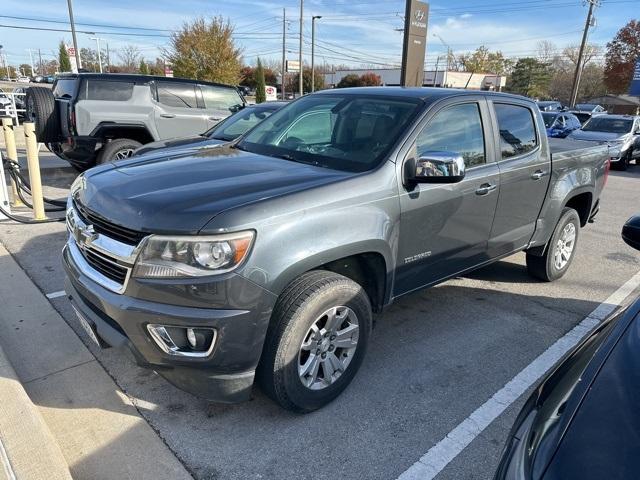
[548,137,609,162]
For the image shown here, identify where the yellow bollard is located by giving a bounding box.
[1,117,25,207]
[23,122,46,220]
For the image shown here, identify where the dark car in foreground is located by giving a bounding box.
[134,101,287,157]
[569,114,640,170]
[541,111,581,138]
[495,215,640,480]
[62,88,609,412]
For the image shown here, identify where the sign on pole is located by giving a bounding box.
[265,86,278,101]
[66,45,78,73]
[400,0,429,87]
[286,60,300,73]
[629,59,640,96]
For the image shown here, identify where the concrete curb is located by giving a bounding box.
[0,345,72,480]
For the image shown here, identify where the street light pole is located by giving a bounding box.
[311,15,322,92]
[433,33,452,87]
[298,0,304,96]
[90,37,103,73]
[66,0,82,69]
[282,8,286,100]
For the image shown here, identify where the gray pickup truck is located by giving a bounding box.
[63,88,609,412]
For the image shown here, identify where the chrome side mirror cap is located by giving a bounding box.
[408,151,466,184]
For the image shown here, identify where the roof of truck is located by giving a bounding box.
[56,72,238,89]
[313,86,531,103]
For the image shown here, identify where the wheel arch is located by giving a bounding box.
[91,123,156,145]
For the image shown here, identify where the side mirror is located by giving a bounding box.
[406,151,466,184]
[622,216,640,251]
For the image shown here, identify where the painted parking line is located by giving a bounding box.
[45,290,66,299]
[398,270,640,480]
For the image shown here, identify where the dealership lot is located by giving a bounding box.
[1,155,639,479]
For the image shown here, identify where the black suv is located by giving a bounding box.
[25,73,245,170]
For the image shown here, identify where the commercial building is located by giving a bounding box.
[324,68,506,90]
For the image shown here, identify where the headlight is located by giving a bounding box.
[70,173,85,196]
[133,231,255,278]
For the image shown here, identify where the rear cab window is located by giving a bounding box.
[200,85,244,111]
[156,81,198,108]
[78,79,134,101]
[53,78,78,98]
[494,103,538,159]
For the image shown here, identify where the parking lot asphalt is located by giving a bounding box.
[1,154,639,480]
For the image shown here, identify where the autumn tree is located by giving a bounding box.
[604,19,640,93]
[118,45,141,73]
[139,59,149,75]
[148,58,166,76]
[458,46,514,75]
[359,72,381,86]
[255,58,266,103]
[165,16,242,84]
[240,65,277,89]
[506,58,551,98]
[58,41,71,72]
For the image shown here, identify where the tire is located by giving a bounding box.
[257,270,372,412]
[526,207,580,282]
[96,138,142,165]
[25,87,60,143]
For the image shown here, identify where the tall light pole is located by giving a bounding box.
[282,8,286,100]
[570,0,600,107]
[298,0,304,96]
[433,33,451,87]
[26,49,36,75]
[311,15,322,92]
[66,0,82,69]
[90,37,103,73]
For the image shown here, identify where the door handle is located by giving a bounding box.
[160,113,176,118]
[475,183,497,196]
[208,116,222,121]
[531,170,549,180]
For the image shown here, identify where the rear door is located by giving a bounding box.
[199,84,244,129]
[153,81,207,138]
[487,101,551,257]
[394,98,501,295]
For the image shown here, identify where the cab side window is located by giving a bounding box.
[494,104,538,159]
[415,103,486,168]
[156,82,198,109]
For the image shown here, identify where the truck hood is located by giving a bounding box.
[133,135,226,158]
[568,130,629,143]
[77,146,352,234]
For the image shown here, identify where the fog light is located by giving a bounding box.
[147,324,216,358]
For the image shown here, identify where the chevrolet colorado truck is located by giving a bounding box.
[63,88,609,412]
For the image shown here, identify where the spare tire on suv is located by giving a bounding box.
[25,87,60,143]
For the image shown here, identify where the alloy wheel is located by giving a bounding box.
[554,223,576,270]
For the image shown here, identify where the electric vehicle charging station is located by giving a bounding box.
[0,150,11,220]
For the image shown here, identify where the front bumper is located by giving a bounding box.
[63,242,277,403]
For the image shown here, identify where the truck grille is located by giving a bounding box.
[81,248,128,284]
[73,198,145,246]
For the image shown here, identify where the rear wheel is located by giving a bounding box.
[96,138,142,165]
[526,208,580,282]
[25,87,60,143]
[258,271,372,412]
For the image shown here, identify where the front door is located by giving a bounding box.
[154,81,208,138]
[488,102,551,257]
[395,99,500,296]
[199,84,244,129]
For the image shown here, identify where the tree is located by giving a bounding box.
[604,20,640,94]
[148,58,166,76]
[80,47,100,72]
[255,58,266,103]
[506,58,551,98]
[359,72,381,86]
[139,59,149,75]
[536,40,557,65]
[165,16,242,84]
[241,64,278,89]
[58,41,71,72]
[337,74,363,88]
[118,45,141,73]
[19,64,33,77]
[457,46,514,75]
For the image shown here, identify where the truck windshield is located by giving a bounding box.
[237,94,423,173]
[205,107,278,141]
[542,113,558,128]
[582,117,632,134]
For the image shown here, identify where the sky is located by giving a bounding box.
[0,0,637,73]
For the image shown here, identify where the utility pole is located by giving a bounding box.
[433,33,451,88]
[105,42,110,72]
[91,37,103,73]
[38,49,43,75]
[66,0,82,69]
[282,8,286,101]
[569,0,599,108]
[298,0,304,96]
[311,16,322,92]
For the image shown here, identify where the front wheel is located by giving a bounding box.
[257,271,372,412]
[526,207,580,282]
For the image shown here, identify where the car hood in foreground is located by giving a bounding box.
[568,130,628,143]
[133,135,226,158]
[77,146,352,234]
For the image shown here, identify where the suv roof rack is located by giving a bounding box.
[56,72,238,89]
